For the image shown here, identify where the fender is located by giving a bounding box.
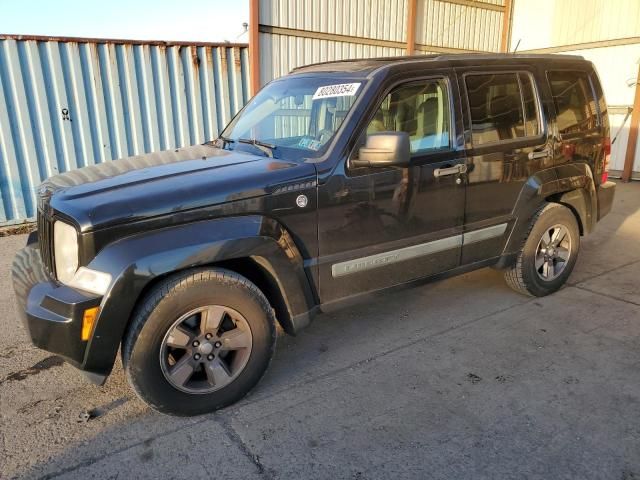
[496,163,596,268]
[552,162,598,235]
[81,215,316,375]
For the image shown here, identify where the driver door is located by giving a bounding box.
[316,72,467,303]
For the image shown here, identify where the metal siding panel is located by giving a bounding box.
[4,40,40,216]
[259,33,404,84]
[416,0,502,52]
[79,43,110,164]
[19,42,52,181]
[0,51,27,221]
[213,46,232,130]
[101,43,128,160]
[136,45,161,152]
[0,37,248,225]
[261,0,407,42]
[45,42,77,172]
[62,42,94,168]
[181,45,203,145]
[118,44,145,156]
[150,45,176,151]
[198,46,218,142]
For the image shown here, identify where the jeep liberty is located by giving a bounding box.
[12,54,616,415]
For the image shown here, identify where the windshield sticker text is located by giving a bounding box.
[312,82,361,100]
[298,138,323,151]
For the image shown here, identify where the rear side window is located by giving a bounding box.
[465,72,541,146]
[548,71,598,135]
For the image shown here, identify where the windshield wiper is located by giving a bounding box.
[238,138,276,158]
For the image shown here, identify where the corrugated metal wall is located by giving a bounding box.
[415,0,504,53]
[259,33,405,81]
[0,35,249,226]
[261,0,408,42]
[258,0,508,86]
[511,0,640,177]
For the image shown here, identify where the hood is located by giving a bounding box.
[44,144,317,231]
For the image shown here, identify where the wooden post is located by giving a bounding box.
[406,0,418,55]
[623,64,640,182]
[500,0,513,52]
[249,0,260,96]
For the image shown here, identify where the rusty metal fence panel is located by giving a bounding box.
[0,35,249,226]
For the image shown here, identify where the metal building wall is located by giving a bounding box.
[259,33,405,81]
[415,0,505,54]
[510,0,640,178]
[257,0,508,86]
[0,35,249,226]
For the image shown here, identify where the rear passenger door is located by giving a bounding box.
[457,67,551,265]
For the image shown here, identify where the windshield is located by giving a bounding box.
[218,76,365,160]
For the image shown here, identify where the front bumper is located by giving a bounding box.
[12,243,104,381]
[597,181,616,220]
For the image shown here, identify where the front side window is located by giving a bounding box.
[548,71,598,135]
[366,79,451,154]
[220,77,364,160]
[466,72,540,146]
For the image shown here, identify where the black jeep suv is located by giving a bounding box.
[13,54,616,415]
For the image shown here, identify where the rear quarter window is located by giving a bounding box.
[547,71,599,135]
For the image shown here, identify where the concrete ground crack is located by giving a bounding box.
[567,258,640,286]
[573,284,640,307]
[215,413,272,479]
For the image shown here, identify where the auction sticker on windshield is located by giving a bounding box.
[312,82,361,100]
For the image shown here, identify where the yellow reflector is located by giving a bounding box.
[81,307,100,341]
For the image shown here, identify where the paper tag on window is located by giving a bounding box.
[312,82,361,100]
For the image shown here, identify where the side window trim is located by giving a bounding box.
[461,69,546,149]
[347,74,457,166]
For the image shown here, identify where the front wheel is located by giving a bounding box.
[504,203,580,297]
[122,268,276,416]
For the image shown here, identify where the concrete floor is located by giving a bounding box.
[1,180,639,479]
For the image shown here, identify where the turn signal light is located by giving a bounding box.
[81,307,100,341]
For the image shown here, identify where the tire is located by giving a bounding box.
[504,203,580,297]
[122,268,276,416]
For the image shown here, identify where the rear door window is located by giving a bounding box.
[548,71,598,135]
[465,72,541,146]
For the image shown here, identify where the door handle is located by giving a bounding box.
[528,150,551,160]
[434,164,467,178]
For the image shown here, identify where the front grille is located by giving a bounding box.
[37,210,55,276]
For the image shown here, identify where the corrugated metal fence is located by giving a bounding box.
[0,35,249,226]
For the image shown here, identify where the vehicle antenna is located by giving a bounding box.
[513,39,521,53]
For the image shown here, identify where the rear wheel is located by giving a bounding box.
[123,268,276,416]
[504,203,580,297]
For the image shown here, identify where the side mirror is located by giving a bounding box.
[351,132,411,168]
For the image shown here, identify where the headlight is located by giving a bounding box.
[54,220,79,283]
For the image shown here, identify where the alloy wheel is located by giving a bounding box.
[160,305,253,394]
[535,223,572,281]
